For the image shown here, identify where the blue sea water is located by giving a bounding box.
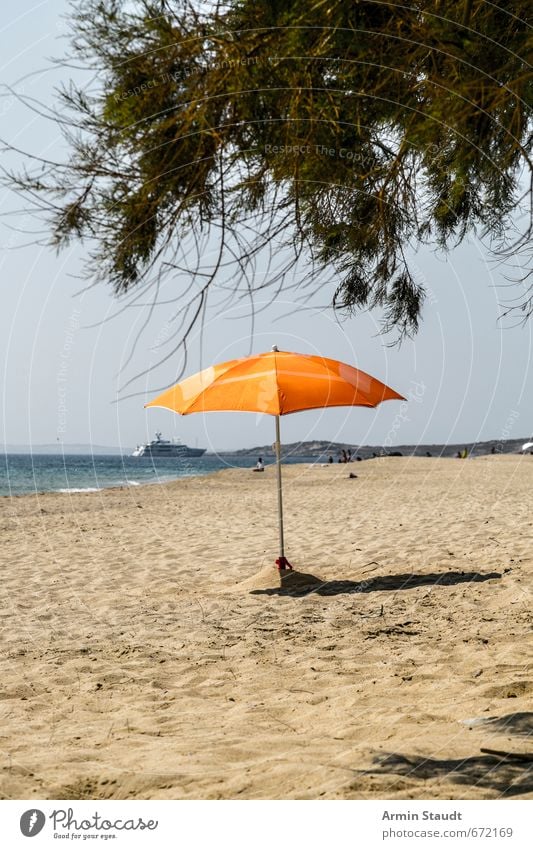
[0,453,318,497]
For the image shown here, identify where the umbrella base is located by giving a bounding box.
[275,556,293,571]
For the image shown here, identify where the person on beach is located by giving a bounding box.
[253,457,264,472]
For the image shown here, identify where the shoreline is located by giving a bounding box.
[1,451,530,500]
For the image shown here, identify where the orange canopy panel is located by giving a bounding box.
[145,350,405,416]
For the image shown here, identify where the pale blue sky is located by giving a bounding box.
[1,1,532,452]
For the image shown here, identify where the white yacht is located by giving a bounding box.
[132,432,206,458]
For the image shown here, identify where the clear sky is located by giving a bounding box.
[1,1,532,452]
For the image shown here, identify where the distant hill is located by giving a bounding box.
[229,437,531,459]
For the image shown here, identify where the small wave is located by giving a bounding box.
[125,479,141,486]
[58,486,101,493]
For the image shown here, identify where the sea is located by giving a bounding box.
[0,453,318,497]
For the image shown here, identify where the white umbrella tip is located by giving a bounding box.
[271,345,279,352]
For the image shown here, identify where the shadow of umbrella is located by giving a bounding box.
[250,569,501,597]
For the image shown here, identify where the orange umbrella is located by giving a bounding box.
[146,347,405,570]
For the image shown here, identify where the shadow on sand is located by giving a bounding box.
[358,750,533,797]
[487,712,533,738]
[467,712,533,738]
[250,569,501,597]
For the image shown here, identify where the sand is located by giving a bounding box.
[0,455,531,800]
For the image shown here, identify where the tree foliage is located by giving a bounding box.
[5,0,533,347]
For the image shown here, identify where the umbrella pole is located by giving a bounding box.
[274,414,292,571]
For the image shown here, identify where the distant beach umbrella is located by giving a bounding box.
[146,347,404,570]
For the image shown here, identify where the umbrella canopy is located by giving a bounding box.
[146,347,405,570]
[145,348,404,416]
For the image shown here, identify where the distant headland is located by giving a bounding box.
[229,437,530,459]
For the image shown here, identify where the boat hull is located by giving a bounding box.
[131,432,206,458]
[133,447,206,458]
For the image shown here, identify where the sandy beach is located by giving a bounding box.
[0,455,531,800]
